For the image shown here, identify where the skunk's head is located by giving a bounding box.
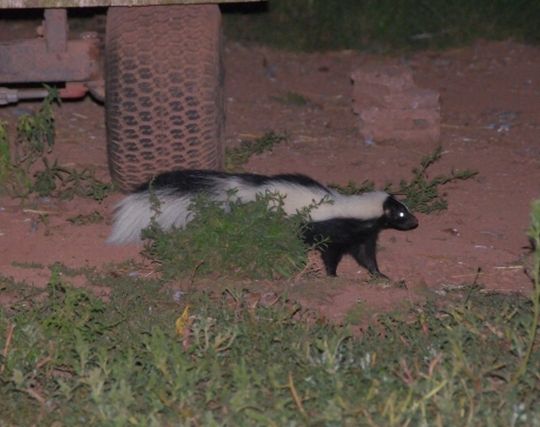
[382,196,418,231]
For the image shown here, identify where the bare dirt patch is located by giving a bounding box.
[1,39,539,323]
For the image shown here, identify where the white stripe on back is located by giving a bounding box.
[107,174,389,244]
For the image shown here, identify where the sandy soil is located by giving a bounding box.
[1,38,539,323]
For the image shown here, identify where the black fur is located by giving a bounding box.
[303,196,418,278]
[136,170,328,193]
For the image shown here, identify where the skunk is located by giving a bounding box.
[108,170,418,278]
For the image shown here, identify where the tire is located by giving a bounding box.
[105,5,224,192]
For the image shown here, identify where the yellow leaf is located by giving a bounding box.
[175,305,191,336]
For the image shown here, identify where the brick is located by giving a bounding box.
[351,64,415,91]
[351,64,440,143]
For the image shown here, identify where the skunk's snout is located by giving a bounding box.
[405,214,419,230]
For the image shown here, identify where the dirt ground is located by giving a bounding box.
[1,36,539,322]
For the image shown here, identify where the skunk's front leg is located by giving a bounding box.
[351,234,388,279]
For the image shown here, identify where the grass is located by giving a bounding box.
[11,261,45,270]
[142,192,312,280]
[0,204,538,425]
[272,91,312,107]
[67,211,104,226]
[224,0,540,52]
[513,199,540,384]
[1,237,539,426]
[0,120,10,185]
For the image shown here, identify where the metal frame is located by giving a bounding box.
[0,0,263,105]
[0,8,101,104]
[0,0,259,7]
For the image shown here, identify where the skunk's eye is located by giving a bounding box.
[394,210,408,221]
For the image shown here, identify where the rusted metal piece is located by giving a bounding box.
[44,9,67,52]
[0,0,262,8]
[0,6,99,83]
[0,38,99,83]
[86,79,105,102]
[59,82,88,98]
[0,82,95,105]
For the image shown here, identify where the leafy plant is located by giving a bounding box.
[66,171,113,202]
[329,179,376,195]
[15,87,58,160]
[331,146,477,214]
[0,120,10,185]
[0,88,113,201]
[27,159,113,200]
[142,192,311,280]
[0,115,34,197]
[67,211,104,226]
[396,146,477,213]
[513,199,540,383]
[0,86,60,197]
[225,131,287,171]
[32,158,66,197]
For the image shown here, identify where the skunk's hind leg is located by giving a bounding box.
[319,245,344,277]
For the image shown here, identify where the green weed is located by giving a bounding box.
[11,261,44,270]
[0,120,10,185]
[0,117,31,197]
[225,131,287,172]
[513,199,540,383]
[0,88,112,201]
[396,146,478,213]
[1,262,540,425]
[67,211,104,226]
[331,146,477,213]
[329,179,377,195]
[343,301,365,325]
[142,192,311,280]
[15,87,58,163]
[272,91,311,107]
[0,88,60,197]
[28,153,113,201]
[35,161,113,201]
[47,262,98,279]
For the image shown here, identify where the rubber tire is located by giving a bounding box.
[105,5,224,192]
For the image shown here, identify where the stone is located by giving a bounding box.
[351,64,440,143]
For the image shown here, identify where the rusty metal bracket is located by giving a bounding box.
[44,9,68,53]
[0,8,100,84]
